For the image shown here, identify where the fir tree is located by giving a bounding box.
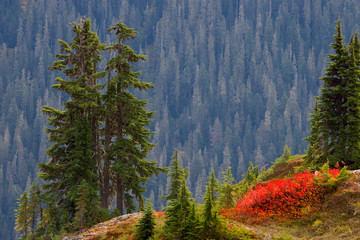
[136,200,156,240]
[207,169,219,203]
[183,202,201,240]
[281,145,291,162]
[164,174,192,239]
[202,185,217,238]
[306,20,360,168]
[304,99,323,168]
[161,149,186,201]
[28,180,42,235]
[219,167,235,208]
[243,161,259,185]
[73,179,102,229]
[316,19,348,166]
[38,18,105,230]
[35,195,62,238]
[14,191,31,240]
[104,21,165,214]
[342,35,360,168]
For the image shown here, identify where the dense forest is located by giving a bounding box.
[2,0,360,239]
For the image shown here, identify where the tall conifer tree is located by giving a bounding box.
[342,35,360,168]
[103,21,164,214]
[306,20,360,168]
[38,18,105,228]
[316,20,348,165]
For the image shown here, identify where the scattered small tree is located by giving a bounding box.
[15,191,31,239]
[164,175,192,239]
[207,169,219,204]
[183,202,201,240]
[136,200,156,240]
[243,161,259,188]
[161,149,186,201]
[219,167,235,208]
[202,185,217,238]
[280,145,291,163]
[28,180,42,236]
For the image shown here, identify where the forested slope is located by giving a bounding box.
[2,1,360,239]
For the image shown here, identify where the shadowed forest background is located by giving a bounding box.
[2,0,360,239]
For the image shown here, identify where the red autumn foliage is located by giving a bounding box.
[155,211,165,216]
[222,169,340,223]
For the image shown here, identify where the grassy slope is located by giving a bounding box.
[243,156,360,240]
[67,157,360,240]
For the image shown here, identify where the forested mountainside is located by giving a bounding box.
[2,0,360,239]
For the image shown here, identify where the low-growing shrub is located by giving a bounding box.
[222,167,348,223]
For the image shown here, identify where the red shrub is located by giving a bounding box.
[222,169,340,223]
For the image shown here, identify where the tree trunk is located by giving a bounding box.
[116,78,124,214]
[116,175,124,214]
[101,117,111,208]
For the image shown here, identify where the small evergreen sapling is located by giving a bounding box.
[164,176,192,239]
[183,202,201,240]
[136,200,156,240]
[28,180,42,235]
[15,191,31,239]
[280,145,291,163]
[207,169,219,204]
[202,185,217,238]
[161,149,186,201]
[219,167,235,208]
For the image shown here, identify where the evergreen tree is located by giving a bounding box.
[104,21,164,214]
[281,145,291,162]
[136,200,156,240]
[28,180,42,236]
[342,35,360,168]
[207,169,219,203]
[164,176,192,239]
[73,179,102,229]
[306,20,360,168]
[34,195,62,238]
[183,202,201,240]
[14,191,31,240]
[161,149,186,201]
[38,18,105,230]
[162,148,192,238]
[243,161,259,190]
[202,185,217,239]
[304,99,323,168]
[218,167,235,208]
[317,19,349,166]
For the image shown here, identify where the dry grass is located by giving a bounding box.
[64,212,166,240]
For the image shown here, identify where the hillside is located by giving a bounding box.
[242,158,360,240]
[63,159,360,240]
[65,210,258,240]
[4,1,360,239]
